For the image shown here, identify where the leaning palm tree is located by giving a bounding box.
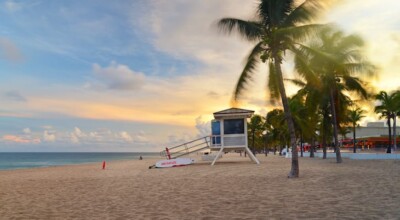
[217,0,324,178]
[294,27,374,163]
[348,107,366,153]
[375,91,398,153]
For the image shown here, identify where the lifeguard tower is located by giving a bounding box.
[160,108,260,165]
[210,108,260,165]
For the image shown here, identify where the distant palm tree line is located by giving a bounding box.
[217,0,398,177]
[247,91,400,156]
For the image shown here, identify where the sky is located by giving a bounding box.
[1,0,400,152]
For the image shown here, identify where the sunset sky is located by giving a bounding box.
[1,0,399,152]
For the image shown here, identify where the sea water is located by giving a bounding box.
[0,152,160,170]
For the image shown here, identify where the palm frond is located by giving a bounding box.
[336,34,364,52]
[342,77,365,98]
[276,23,330,43]
[217,18,263,41]
[291,45,320,85]
[286,78,306,87]
[295,42,337,66]
[283,0,322,26]
[232,42,264,102]
[258,0,293,27]
[342,62,376,77]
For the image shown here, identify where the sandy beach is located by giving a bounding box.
[1,154,399,219]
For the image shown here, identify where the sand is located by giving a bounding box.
[1,153,399,219]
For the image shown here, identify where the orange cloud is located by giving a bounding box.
[3,135,41,144]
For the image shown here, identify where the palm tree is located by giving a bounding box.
[266,109,289,155]
[289,79,326,158]
[248,114,266,154]
[217,0,324,177]
[348,107,366,153]
[392,91,400,151]
[339,126,350,145]
[294,28,374,162]
[288,95,309,157]
[375,91,398,153]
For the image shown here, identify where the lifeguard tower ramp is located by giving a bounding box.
[160,108,260,165]
[160,136,211,159]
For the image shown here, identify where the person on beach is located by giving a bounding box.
[139,156,143,160]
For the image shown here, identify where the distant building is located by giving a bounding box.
[366,122,385,127]
[343,122,400,148]
[347,122,400,139]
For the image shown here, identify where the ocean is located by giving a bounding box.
[0,152,161,170]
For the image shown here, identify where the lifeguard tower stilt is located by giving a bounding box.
[210,108,259,165]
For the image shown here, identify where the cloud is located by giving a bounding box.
[65,127,151,145]
[143,0,255,67]
[3,0,40,12]
[4,0,23,12]
[69,127,86,144]
[23,128,31,134]
[73,127,86,138]
[70,133,79,144]
[92,61,146,90]
[42,125,53,130]
[0,37,23,62]
[3,135,40,144]
[134,131,148,143]
[207,91,220,99]
[1,128,42,144]
[4,91,27,102]
[119,131,133,142]
[195,116,210,137]
[43,130,56,142]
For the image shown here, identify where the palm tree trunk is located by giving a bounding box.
[393,116,397,151]
[252,129,256,155]
[329,88,342,163]
[353,123,356,153]
[387,117,392,153]
[322,109,328,159]
[274,58,298,178]
[310,137,315,158]
[300,132,303,157]
[322,125,327,159]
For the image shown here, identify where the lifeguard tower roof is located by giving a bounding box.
[213,108,254,119]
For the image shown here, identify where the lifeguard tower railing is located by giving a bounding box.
[160,136,211,159]
[209,134,247,148]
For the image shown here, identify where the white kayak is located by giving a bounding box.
[155,158,194,168]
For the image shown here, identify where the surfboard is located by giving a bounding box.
[155,158,194,168]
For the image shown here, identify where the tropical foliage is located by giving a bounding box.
[347,107,366,153]
[292,27,374,162]
[374,91,400,153]
[217,0,325,177]
[214,0,398,177]
[247,114,267,154]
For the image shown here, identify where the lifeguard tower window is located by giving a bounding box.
[224,119,244,134]
[211,120,221,145]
